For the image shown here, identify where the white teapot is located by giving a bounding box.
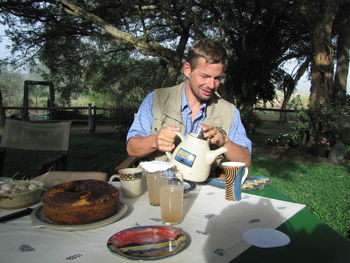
[166,132,227,182]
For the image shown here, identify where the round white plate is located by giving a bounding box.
[242,228,290,248]
[31,201,127,231]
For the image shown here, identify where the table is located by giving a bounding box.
[235,186,350,263]
[0,183,349,263]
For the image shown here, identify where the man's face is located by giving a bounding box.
[183,57,224,102]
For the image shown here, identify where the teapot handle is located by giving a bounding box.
[165,131,184,160]
[174,131,184,141]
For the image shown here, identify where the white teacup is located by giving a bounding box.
[109,168,143,198]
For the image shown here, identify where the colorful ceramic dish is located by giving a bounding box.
[30,201,127,231]
[208,176,271,191]
[107,225,191,260]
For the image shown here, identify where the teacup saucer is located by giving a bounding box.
[184,180,196,193]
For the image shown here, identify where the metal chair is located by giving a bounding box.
[115,155,139,173]
[0,120,72,177]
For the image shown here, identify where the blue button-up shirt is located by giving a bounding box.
[127,88,252,153]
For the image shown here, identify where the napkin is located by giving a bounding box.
[139,161,174,173]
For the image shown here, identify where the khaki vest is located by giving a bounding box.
[150,82,235,160]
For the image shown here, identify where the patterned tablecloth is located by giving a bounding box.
[0,183,305,263]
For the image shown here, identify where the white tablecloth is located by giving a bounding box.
[0,184,305,263]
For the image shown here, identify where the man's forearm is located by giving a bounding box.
[126,135,158,157]
[223,139,251,166]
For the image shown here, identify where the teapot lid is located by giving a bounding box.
[194,128,209,141]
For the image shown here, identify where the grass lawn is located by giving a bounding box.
[250,154,350,238]
[2,127,349,238]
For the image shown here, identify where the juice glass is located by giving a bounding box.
[159,172,184,225]
[144,170,166,206]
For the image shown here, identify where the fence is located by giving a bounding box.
[2,104,299,132]
[253,107,298,122]
[3,104,116,132]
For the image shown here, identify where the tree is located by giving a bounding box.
[0,69,24,106]
[300,0,341,106]
[218,0,311,108]
[58,0,186,87]
[0,0,341,111]
[333,1,350,103]
[0,1,311,100]
[278,57,310,122]
[0,0,196,98]
[0,68,4,127]
[0,67,25,125]
[28,85,48,108]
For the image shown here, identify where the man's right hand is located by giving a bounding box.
[127,126,180,157]
[155,126,181,152]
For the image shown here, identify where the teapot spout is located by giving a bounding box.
[206,147,228,164]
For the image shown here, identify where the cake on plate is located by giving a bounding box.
[42,179,119,225]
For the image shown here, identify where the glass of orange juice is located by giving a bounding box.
[159,172,184,225]
[144,170,166,206]
[140,161,175,206]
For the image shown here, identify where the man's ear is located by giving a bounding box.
[183,62,191,78]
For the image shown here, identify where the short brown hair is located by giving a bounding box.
[187,39,228,69]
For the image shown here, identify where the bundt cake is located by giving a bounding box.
[42,179,119,225]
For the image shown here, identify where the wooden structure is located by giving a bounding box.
[23,80,55,121]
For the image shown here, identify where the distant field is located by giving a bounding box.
[255,91,309,109]
[254,110,298,122]
[254,92,309,122]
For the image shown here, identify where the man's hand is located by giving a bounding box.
[199,124,251,166]
[200,124,228,147]
[155,126,181,152]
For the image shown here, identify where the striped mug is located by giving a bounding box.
[221,162,248,201]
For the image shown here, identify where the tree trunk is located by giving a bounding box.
[333,12,350,102]
[300,0,340,107]
[0,88,5,128]
[308,24,334,106]
[161,63,181,88]
[161,34,189,87]
[279,58,310,122]
[279,85,293,123]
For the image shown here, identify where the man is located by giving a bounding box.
[126,39,251,166]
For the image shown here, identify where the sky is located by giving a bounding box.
[0,25,10,59]
[0,25,349,95]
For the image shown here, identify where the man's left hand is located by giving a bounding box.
[200,124,228,147]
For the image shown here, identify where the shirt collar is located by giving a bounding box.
[181,84,207,112]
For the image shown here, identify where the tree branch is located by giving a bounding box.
[59,0,177,63]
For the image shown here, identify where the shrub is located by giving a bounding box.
[265,101,350,154]
[265,133,301,147]
[346,144,350,159]
[291,103,349,147]
[240,107,263,134]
